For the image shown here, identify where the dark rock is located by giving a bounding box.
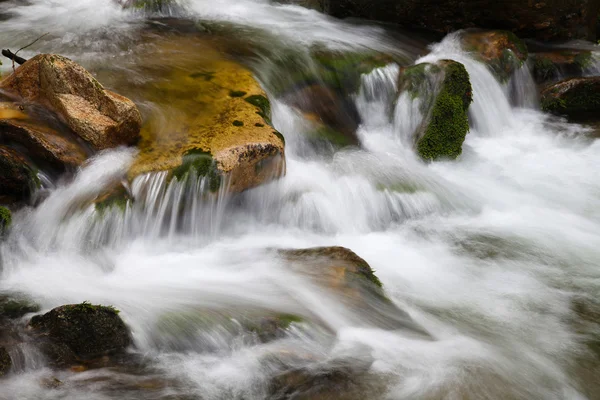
[0,346,10,377]
[541,76,600,119]
[0,293,40,320]
[0,145,38,203]
[325,0,596,42]
[531,50,595,84]
[29,302,131,366]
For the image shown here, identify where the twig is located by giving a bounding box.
[8,32,50,110]
[1,49,27,65]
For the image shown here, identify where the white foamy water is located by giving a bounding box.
[1,2,600,400]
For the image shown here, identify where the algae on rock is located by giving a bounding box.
[397,60,473,161]
[541,77,600,119]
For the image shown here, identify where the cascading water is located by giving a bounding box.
[2,1,600,399]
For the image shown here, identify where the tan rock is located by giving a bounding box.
[0,54,142,150]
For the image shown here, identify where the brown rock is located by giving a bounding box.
[0,54,142,150]
[0,119,87,170]
[541,76,600,119]
[0,346,10,377]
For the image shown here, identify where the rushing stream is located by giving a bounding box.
[2,1,600,399]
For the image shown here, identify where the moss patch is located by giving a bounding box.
[245,94,271,124]
[541,77,600,118]
[171,148,221,192]
[232,120,244,127]
[229,90,247,98]
[0,206,11,232]
[417,61,473,161]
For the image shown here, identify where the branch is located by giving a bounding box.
[1,49,27,65]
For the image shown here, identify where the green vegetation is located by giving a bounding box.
[229,90,247,97]
[541,78,600,116]
[0,206,11,232]
[245,94,271,125]
[232,120,244,127]
[417,61,473,161]
[68,301,120,315]
[172,148,222,192]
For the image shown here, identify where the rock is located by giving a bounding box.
[0,346,10,377]
[325,0,597,42]
[284,84,360,147]
[0,145,38,203]
[128,37,285,194]
[397,60,473,161]
[0,54,142,150]
[278,246,429,335]
[117,0,175,11]
[0,206,10,233]
[540,77,600,119]
[531,50,595,84]
[461,30,528,82]
[29,302,131,366]
[0,293,40,320]
[0,119,88,170]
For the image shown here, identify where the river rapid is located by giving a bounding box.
[1,1,600,399]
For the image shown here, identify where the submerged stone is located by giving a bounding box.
[29,302,131,366]
[127,36,285,194]
[398,60,473,161]
[0,293,40,320]
[540,77,600,119]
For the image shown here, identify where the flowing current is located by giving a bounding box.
[2,1,600,399]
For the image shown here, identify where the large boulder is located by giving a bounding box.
[0,145,38,203]
[397,60,473,161]
[460,30,528,82]
[0,54,142,150]
[541,77,600,119]
[128,37,285,194]
[29,302,131,366]
[325,0,598,42]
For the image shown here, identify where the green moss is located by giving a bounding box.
[417,61,472,161]
[505,31,528,59]
[255,123,265,127]
[574,52,594,70]
[398,63,433,99]
[0,206,11,232]
[272,130,285,145]
[245,94,271,125]
[95,194,129,215]
[229,90,247,98]
[533,56,558,83]
[232,120,244,127]
[309,125,354,147]
[172,148,222,192]
[541,79,600,116]
[130,0,173,10]
[0,294,40,319]
[69,301,119,315]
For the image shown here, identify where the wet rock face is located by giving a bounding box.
[0,346,10,377]
[541,77,600,119]
[0,54,142,150]
[325,0,592,41]
[0,206,11,234]
[397,60,473,161]
[531,50,595,84]
[29,303,131,366]
[0,145,38,203]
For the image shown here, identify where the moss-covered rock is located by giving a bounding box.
[540,77,600,119]
[0,346,10,377]
[0,206,10,233]
[461,30,528,82]
[0,293,40,320]
[398,60,473,161]
[127,36,285,194]
[29,302,131,366]
[0,145,39,203]
[531,50,594,84]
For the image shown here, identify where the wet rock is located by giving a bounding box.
[29,302,131,366]
[279,246,429,335]
[0,293,40,320]
[531,50,595,84]
[284,84,360,147]
[0,206,10,233]
[325,0,595,42]
[0,346,10,377]
[0,145,38,203]
[0,54,142,150]
[0,119,87,170]
[127,37,285,194]
[461,30,528,82]
[118,0,175,12]
[540,77,600,119]
[397,60,473,161]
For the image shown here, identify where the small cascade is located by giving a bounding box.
[508,62,539,109]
